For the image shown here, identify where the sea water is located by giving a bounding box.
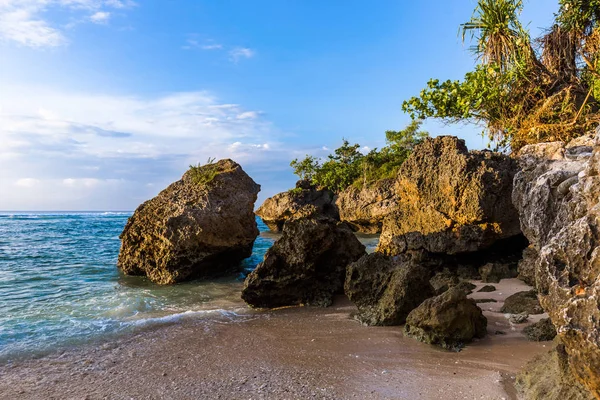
[0,212,379,361]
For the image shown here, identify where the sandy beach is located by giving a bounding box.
[0,279,550,400]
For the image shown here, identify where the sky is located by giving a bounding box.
[0,0,558,211]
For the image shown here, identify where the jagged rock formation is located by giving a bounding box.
[255,180,338,231]
[117,160,260,285]
[242,218,365,308]
[335,179,396,233]
[516,341,595,400]
[344,253,434,325]
[378,136,521,256]
[513,132,600,397]
[404,286,487,351]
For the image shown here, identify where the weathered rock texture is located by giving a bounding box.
[378,136,521,256]
[513,132,600,397]
[524,318,557,342]
[516,341,595,400]
[255,180,338,231]
[242,218,365,308]
[344,253,434,325]
[404,286,487,351]
[500,290,544,315]
[118,160,260,285]
[336,179,396,233]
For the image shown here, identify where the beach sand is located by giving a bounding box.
[0,279,550,400]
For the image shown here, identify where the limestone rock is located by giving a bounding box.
[404,286,487,351]
[501,290,544,315]
[429,270,460,295]
[117,159,260,285]
[516,341,595,400]
[344,253,434,326]
[378,136,521,256]
[513,132,600,396]
[524,318,557,341]
[518,246,539,287]
[478,285,497,293]
[242,218,365,308]
[479,262,517,283]
[255,180,338,231]
[335,179,397,233]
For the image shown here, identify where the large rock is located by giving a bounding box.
[117,160,260,285]
[378,136,521,256]
[242,218,365,308]
[513,132,600,397]
[500,290,544,315]
[255,180,338,231]
[344,253,434,325]
[336,179,397,233]
[404,286,487,351]
[516,341,595,400]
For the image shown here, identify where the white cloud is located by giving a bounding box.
[90,11,110,23]
[0,84,292,210]
[0,0,132,47]
[182,39,223,51]
[236,111,259,120]
[229,47,255,62]
[15,178,40,187]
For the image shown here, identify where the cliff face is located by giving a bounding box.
[335,179,397,233]
[117,159,260,285]
[377,136,521,256]
[512,133,600,398]
[255,180,338,232]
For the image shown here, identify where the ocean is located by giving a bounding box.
[0,212,379,362]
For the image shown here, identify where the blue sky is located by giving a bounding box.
[0,0,557,210]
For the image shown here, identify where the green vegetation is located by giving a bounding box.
[402,0,600,151]
[189,157,219,186]
[290,121,429,193]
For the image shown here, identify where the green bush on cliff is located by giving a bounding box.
[403,0,600,151]
[290,121,428,193]
[188,158,219,186]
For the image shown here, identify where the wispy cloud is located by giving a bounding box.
[182,39,223,51]
[0,0,133,47]
[0,85,291,210]
[229,47,255,62]
[90,11,111,24]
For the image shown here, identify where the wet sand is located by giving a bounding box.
[0,279,550,400]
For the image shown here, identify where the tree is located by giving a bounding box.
[290,155,320,181]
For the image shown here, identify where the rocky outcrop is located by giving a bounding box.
[255,180,338,231]
[242,218,365,308]
[501,290,544,315]
[524,318,557,341]
[344,253,434,325]
[516,341,595,400]
[478,262,518,283]
[378,136,521,256]
[404,286,487,351]
[117,160,260,285]
[513,132,600,397]
[335,179,396,233]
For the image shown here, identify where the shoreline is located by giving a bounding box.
[0,279,550,400]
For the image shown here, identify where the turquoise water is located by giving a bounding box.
[0,212,277,361]
[0,213,379,362]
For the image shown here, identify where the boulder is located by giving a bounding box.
[335,179,397,233]
[117,159,260,285]
[378,136,521,256]
[255,180,338,231]
[479,262,517,283]
[501,290,544,315]
[517,246,539,287]
[478,285,497,293]
[344,253,434,325]
[524,318,557,342]
[242,218,365,308]
[513,132,600,396]
[404,286,487,351]
[429,270,460,295]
